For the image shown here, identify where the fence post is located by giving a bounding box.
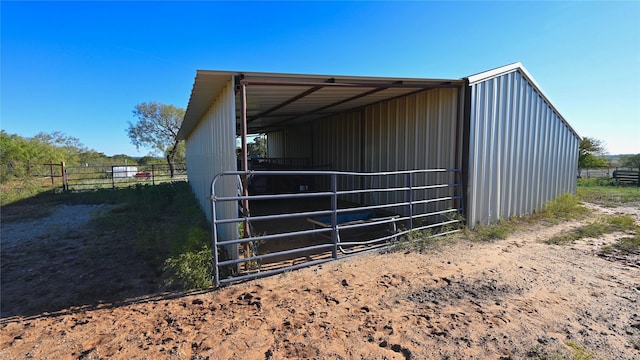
[152,164,155,186]
[331,173,338,260]
[61,162,68,191]
[49,163,55,185]
[111,166,115,190]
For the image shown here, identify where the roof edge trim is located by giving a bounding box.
[466,62,525,84]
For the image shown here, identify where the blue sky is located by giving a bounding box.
[2,1,639,156]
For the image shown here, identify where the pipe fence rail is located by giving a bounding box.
[65,163,187,191]
[210,168,464,287]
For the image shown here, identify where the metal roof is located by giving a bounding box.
[177,70,464,139]
[178,64,578,140]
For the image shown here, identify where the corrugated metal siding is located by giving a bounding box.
[314,111,363,172]
[266,127,313,165]
[266,131,284,158]
[303,88,460,215]
[467,70,579,226]
[184,78,238,247]
[366,88,459,215]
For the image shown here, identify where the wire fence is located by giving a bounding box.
[65,163,187,190]
[580,167,638,179]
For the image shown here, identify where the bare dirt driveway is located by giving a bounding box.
[1,201,639,359]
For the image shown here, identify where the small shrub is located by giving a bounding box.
[536,193,590,223]
[386,227,458,253]
[546,214,639,246]
[605,214,637,232]
[473,219,514,241]
[606,235,640,254]
[566,341,596,360]
[163,246,213,290]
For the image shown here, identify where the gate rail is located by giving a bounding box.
[211,169,464,287]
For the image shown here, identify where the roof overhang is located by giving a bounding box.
[177,70,465,139]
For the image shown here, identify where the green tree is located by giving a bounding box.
[127,102,185,177]
[111,154,139,166]
[33,131,88,165]
[0,130,96,181]
[247,135,267,158]
[138,156,166,166]
[619,154,640,170]
[1,131,30,180]
[77,150,110,167]
[578,137,608,176]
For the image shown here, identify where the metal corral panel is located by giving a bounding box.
[184,78,238,249]
[466,67,579,226]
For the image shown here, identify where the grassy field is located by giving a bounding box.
[576,178,640,206]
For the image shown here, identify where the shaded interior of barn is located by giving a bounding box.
[224,74,466,273]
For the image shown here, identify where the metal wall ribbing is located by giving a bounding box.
[271,88,461,215]
[266,131,284,158]
[467,70,579,226]
[266,126,312,160]
[184,78,238,246]
[361,88,459,215]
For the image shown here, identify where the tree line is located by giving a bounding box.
[0,130,173,182]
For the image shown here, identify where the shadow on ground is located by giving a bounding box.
[0,191,179,319]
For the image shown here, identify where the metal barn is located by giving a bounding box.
[177,62,579,285]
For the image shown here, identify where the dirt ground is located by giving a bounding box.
[1,202,639,359]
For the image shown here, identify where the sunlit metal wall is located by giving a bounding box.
[467,69,579,226]
[184,78,238,248]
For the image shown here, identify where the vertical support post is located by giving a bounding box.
[331,173,338,260]
[152,164,156,186]
[239,81,252,267]
[456,169,465,219]
[406,172,413,230]
[240,83,250,234]
[111,166,115,190]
